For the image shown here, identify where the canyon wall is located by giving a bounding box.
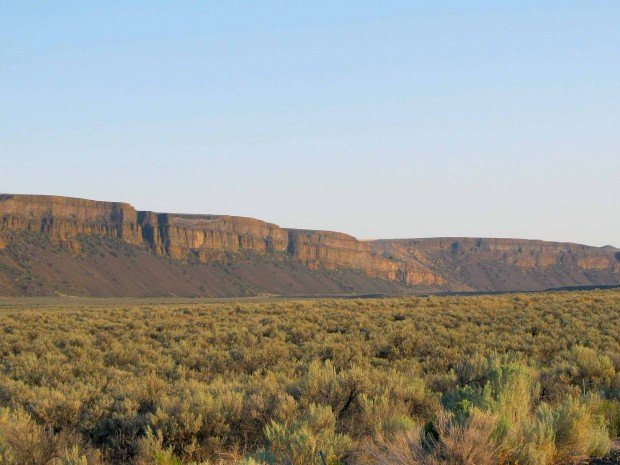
[371,237,620,272]
[1,194,618,294]
[372,237,620,291]
[287,229,442,285]
[0,194,141,253]
[0,194,411,283]
[139,213,288,261]
[0,195,288,259]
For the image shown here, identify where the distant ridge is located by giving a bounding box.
[0,194,618,297]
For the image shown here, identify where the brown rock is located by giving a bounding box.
[0,194,142,250]
[1,194,617,294]
[372,237,620,291]
[286,229,443,285]
[139,213,288,261]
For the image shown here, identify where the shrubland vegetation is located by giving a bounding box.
[0,290,619,464]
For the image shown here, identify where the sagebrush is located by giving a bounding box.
[0,290,619,464]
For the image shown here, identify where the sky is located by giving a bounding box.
[1,1,619,246]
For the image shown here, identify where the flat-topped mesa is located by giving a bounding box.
[138,213,288,261]
[2,194,617,293]
[0,194,141,252]
[286,229,443,285]
[286,229,396,276]
[0,194,444,287]
[372,237,620,273]
[0,195,290,261]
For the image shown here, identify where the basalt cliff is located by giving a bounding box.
[0,194,618,297]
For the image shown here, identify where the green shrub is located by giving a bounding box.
[551,396,610,463]
[137,430,183,465]
[263,403,352,465]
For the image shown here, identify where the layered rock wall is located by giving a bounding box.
[0,195,411,283]
[142,213,288,261]
[0,194,141,252]
[373,237,620,273]
[286,229,443,285]
[371,237,620,290]
[287,229,399,279]
[0,195,289,260]
[1,194,618,290]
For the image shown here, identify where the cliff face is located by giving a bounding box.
[0,195,288,261]
[0,194,405,284]
[371,238,620,291]
[0,194,618,296]
[372,237,620,272]
[0,194,141,253]
[286,229,443,285]
[139,213,288,261]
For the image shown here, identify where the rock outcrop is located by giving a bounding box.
[139,213,288,261]
[0,194,408,283]
[287,229,443,285]
[372,237,620,272]
[0,194,618,296]
[0,195,288,261]
[371,237,620,291]
[0,194,141,253]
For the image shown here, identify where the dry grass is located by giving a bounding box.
[369,409,498,465]
[0,290,618,464]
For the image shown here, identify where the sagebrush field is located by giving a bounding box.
[0,290,619,465]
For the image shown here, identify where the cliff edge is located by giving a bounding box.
[0,194,617,296]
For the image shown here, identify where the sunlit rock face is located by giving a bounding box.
[0,194,442,286]
[0,195,288,261]
[371,237,620,291]
[0,194,142,253]
[139,213,289,261]
[286,229,443,285]
[1,194,618,292]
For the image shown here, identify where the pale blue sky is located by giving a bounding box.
[1,2,618,246]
